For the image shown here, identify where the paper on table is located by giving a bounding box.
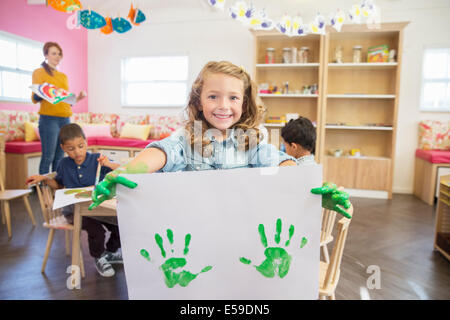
[53,186,94,210]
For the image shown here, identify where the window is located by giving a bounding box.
[0,31,42,102]
[420,48,450,112]
[121,56,188,107]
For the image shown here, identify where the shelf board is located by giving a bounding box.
[325,155,391,161]
[259,94,319,98]
[327,94,396,99]
[325,125,393,131]
[263,123,285,127]
[256,63,320,68]
[328,62,398,69]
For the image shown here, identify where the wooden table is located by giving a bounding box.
[71,199,117,274]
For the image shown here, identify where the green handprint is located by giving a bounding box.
[240,218,308,279]
[140,229,212,288]
[311,182,352,219]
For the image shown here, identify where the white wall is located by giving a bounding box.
[87,0,450,194]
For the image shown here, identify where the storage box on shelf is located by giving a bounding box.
[252,30,324,159]
[0,111,181,189]
[319,23,407,199]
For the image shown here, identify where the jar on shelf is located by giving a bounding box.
[291,47,298,63]
[282,48,292,63]
[334,45,343,63]
[298,47,309,63]
[353,45,362,63]
[265,47,275,64]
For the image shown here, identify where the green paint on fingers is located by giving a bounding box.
[285,224,295,247]
[155,233,166,258]
[167,229,174,244]
[183,234,191,255]
[258,224,268,248]
[239,257,251,264]
[140,249,150,261]
[300,237,308,248]
[275,218,282,244]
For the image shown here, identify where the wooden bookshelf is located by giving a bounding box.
[252,30,324,156]
[320,23,408,198]
[252,23,408,198]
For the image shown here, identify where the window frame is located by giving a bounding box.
[0,31,43,103]
[420,46,450,112]
[120,55,189,108]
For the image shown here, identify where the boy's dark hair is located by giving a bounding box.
[281,117,316,154]
[59,123,86,145]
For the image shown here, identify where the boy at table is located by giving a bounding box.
[27,123,122,277]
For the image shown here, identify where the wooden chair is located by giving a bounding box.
[320,186,351,263]
[34,175,85,277]
[320,208,337,263]
[0,165,36,239]
[319,205,353,300]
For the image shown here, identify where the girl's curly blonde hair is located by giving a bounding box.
[183,61,266,153]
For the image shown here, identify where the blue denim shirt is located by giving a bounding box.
[147,128,296,172]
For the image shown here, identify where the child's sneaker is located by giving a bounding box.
[95,253,115,277]
[104,248,123,264]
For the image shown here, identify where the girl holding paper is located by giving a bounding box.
[31,41,86,174]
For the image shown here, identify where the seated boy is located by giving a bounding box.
[281,117,316,165]
[27,123,122,277]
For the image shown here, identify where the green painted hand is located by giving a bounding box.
[140,229,212,288]
[311,182,352,219]
[89,174,137,210]
[240,218,308,279]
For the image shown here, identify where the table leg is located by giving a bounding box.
[71,204,82,273]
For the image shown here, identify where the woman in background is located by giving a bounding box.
[31,41,86,174]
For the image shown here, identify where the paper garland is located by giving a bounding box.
[209,0,380,36]
[47,0,146,34]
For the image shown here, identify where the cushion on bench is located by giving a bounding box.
[415,149,450,164]
[93,136,158,149]
[5,141,42,154]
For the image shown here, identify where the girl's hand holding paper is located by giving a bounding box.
[311,182,352,219]
[89,173,137,210]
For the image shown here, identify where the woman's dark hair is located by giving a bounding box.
[41,42,63,76]
[281,117,316,154]
[59,123,85,145]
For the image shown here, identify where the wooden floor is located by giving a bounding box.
[0,192,449,300]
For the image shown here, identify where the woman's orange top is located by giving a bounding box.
[31,67,73,118]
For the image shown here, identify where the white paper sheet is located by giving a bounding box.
[117,165,322,300]
[52,186,94,210]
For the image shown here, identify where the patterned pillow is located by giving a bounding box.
[418,120,450,150]
[89,113,118,137]
[114,114,149,138]
[70,112,91,124]
[7,111,35,141]
[0,110,9,139]
[148,115,182,139]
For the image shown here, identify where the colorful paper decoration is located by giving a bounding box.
[101,17,114,34]
[127,4,146,26]
[248,9,273,30]
[308,13,326,35]
[135,9,146,24]
[48,0,82,13]
[208,0,381,37]
[209,0,226,10]
[79,10,106,29]
[330,9,345,32]
[112,17,132,33]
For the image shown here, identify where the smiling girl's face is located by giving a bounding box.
[199,72,244,135]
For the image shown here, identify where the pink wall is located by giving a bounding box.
[0,0,88,113]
